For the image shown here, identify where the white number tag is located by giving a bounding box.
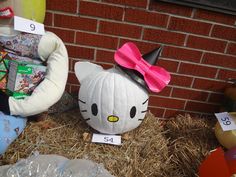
[14,16,45,35]
[92,133,121,145]
[215,112,236,131]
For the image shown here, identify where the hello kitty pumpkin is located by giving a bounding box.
[75,42,170,134]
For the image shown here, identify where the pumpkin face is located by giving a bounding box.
[75,62,149,135]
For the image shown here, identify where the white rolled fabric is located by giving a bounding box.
[8,32,68,116]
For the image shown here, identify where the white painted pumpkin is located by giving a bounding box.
[75,62,149,134]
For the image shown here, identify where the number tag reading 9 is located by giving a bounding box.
[14,16,45,35]
[215,112,236,131]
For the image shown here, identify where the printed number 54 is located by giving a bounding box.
[104,137,113,143]
[221,117,231,125]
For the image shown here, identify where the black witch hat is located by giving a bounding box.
[117,46,162,91]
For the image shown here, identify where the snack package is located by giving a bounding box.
[7,61,47,99]
[0,47,13,90]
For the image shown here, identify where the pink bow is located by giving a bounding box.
[114,42,171,93]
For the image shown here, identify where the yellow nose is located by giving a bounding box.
[107,115,119,123]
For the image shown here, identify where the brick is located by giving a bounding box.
[148,107,165,117]
[76,32,118,49]
[164,109,201,118]
[149,1,193,17]
[102,0,147,8]
[143,28,186,46]
[157,59,179,73]
[96,50,115,63]
[44,12,52,26]
[69,58,73,71]
[168,17,212,35]
[164,109,182,118]
[54,14,97,31]
[194,9,236,26]
[65,84,71,93]
[120,39,160,54]
[179,63,217,78]
[79,1,123,20]
[66,45,94,59]
[193,78,227,92]
[68,72,78,84]
[185,101,220,113]
[69,85,80,95]
[149,96,185,109]
[162,46,202,63]
[155,86,172,97]
[170,74,193,87]
[202,53,236,69]
[124,8,168,27]
[187,35,227,53]
[211,25,236,41]
[227,43,236,55]
[70,84,80,93]
[208,93,224,103]
[172,88,208,101]
[46,27,75,43]
[47,0,77,13]
[99,21,142,38]
[218,69,236,80]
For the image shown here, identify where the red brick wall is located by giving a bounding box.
[45,0,236,118]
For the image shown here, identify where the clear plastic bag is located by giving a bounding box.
[4,152,113,177]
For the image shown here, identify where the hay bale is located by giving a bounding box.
[0,110,220,177]
[164,114,220,177]
[0,109,171,177]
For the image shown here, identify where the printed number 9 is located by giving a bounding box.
[221,117,231,125]
[30,24,35,31]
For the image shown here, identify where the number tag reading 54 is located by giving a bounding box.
[215,112,236,131]
[14,16,45,35]
[92,133,121,145]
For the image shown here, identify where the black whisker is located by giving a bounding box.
[79,99,86,104]
[142,98,149,105]
[141,110,148,113]
[81,110,87,112]
[138,119,144,121]
[84,118,90,121]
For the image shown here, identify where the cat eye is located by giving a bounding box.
[91,103,98,116]
[130,106,136,118]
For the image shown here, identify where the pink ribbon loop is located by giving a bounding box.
[114,42,171,93]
